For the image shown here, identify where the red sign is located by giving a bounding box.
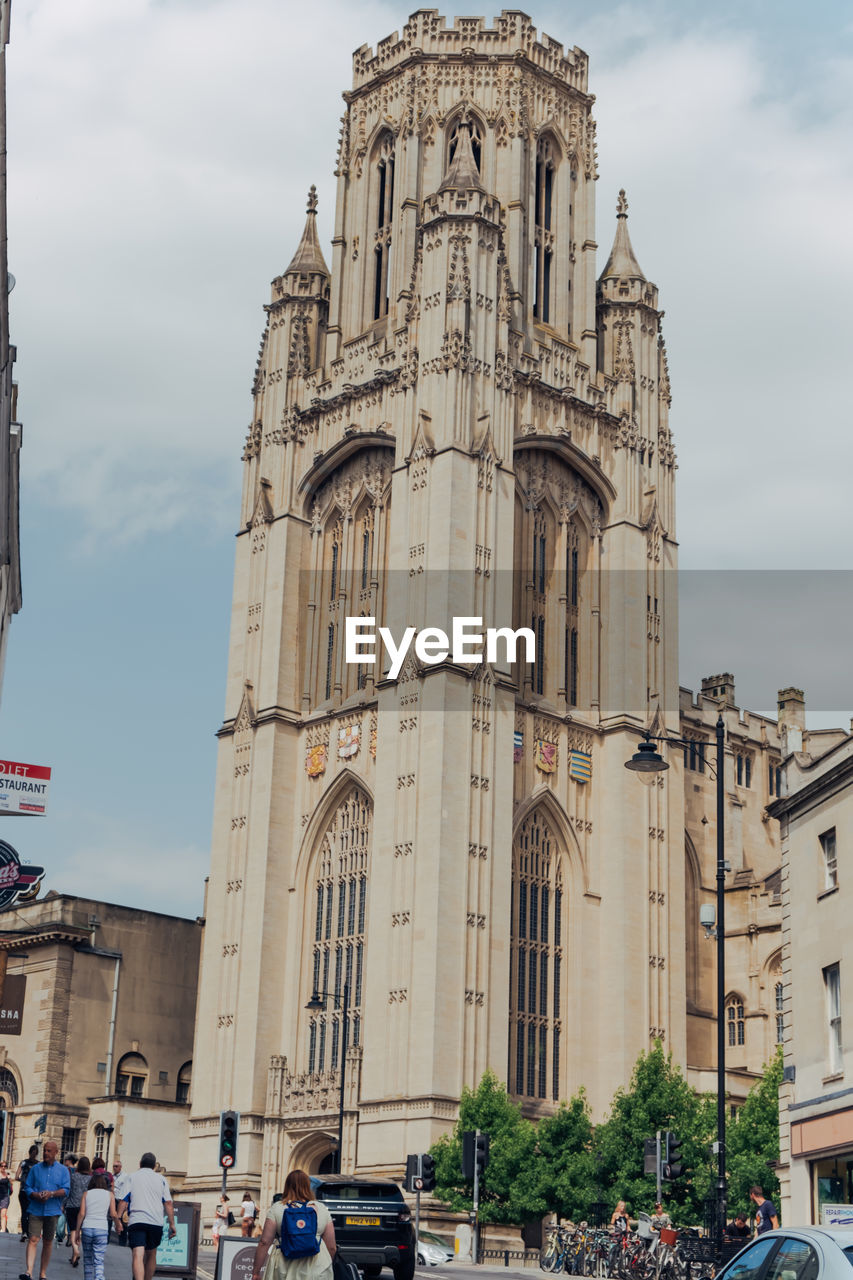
[221,1155,234,1168]
[0,760,52,815]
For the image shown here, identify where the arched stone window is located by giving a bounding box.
[533,135,558,323]
[115,1052,148,1098]
[176,1061,192,1104]
[308,786,371,1072]
[510,810,565,1101]
[93,1123,106,1161]
[372,134,395,320]
[726,996,745,1047]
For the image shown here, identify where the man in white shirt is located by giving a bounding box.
[111,1160,131,1247]
[119,1153,176,1280]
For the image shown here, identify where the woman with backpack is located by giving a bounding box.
[251,1170,336,1280]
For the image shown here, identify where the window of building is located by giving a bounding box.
[768,761,782,797]
[115,1052,148,1099]
[776,982,784,1044]
[727,997,745,1047]
[533,136,557,323]
[824,963,843,1074]
[93,1124,106,1161]
[820,828,838,891]
[308,787,371,1072]
[372,135,395,321]
[61,1127,78,1161]
[685,739,707,773]
[736,754,752,787]
[510,810,565,1102]
[176,1061,192,1105]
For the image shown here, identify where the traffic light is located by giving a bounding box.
[420,1154,436,1193]
[405,1154,421,1192]
[475,1132,490,1176]
[462,1130,475,1180]
[663,1132,684,1181]
[218,1110,239,1169]
[643,1137,657,1176]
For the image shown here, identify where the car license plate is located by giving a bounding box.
[345,1216,380,1226]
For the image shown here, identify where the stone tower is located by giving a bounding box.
[186,10,683,1205]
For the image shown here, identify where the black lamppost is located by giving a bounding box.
[305,983,351,1174]
[625,715,727,1250]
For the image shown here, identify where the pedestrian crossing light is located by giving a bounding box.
[219,1110,239,1169]
[663,1132,684,1181]
[475,1132,490,1176]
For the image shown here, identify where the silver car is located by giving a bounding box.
[716,1227,853,1280]
[417,1230,454,1266]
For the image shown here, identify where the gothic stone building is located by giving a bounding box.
[186,12,780,1207]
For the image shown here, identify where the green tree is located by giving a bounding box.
[533,1090,598,1221]
[430,1069,546,1224]
[726,1047,783,1218]
[593,1042,713,1223]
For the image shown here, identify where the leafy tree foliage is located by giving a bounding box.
[593,1042,713,1223]
[533,1090,598,1221]
[726,1047,783,1217]
[430,1069,546,1224]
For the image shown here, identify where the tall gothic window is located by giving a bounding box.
[308,787,371,1072]
[727,996,745,1047]
[533,136,557,323]
[373,135,395,320]
[775,982,784,1044]
[510,811,564,1101]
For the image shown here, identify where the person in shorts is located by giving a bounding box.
[22,1141,70,1280]
[119,1153,176,1280]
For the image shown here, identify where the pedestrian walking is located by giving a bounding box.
[749,1187,779,1235]
[212,1195,230,1251]
[251,1169,336,1280]
[111,1161,131,1247]
[241,1193,257,1238]
[66,1158,92,1267]
[21,1140,70,1280]
[118,1153,176,1280]
[15,1146,39,1242]
[0,1160,12,1232]
[77,1174,121,1280]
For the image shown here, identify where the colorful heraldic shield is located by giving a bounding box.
[306,744,328,777]
[0,840,46,909]
[568,750,592,783]
[513,731,523,763]
[338,724,361,759]
[533,740,557,774]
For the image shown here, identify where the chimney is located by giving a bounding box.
[777,687,806,756]
[701,673,736,706]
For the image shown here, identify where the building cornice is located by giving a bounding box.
[767,754,853,821]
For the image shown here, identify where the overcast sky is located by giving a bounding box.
[1,0,851,918]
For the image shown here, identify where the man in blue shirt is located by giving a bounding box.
[21,1141,70,1280]
[750,1186,780,1235]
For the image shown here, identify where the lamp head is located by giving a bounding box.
[624,739,669,786]
[304,992,325,1012]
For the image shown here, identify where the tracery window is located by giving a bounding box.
[372,135,395,320]
[308,787,371,1072]
[727,996,745,1047]
[533,136,557,323]
[510,811,564,1101]
[775,982,784,1044]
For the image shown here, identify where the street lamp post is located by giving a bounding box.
[305,983,351,1174]
[625,714,727,1250]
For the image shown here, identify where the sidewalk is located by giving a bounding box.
[0,1231,132,1280]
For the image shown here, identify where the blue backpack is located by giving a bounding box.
[280,1202,320,1259]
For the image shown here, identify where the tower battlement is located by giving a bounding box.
[352,9,589,94]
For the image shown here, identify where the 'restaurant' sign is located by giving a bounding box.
[0,974,26,1036]
[0,759,51,815]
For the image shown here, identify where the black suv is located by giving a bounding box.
[310,1176,415,1280]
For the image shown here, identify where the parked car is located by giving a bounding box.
[310,1175,415,1280]
[417,1230,454,1266]
[715,1227,853,1280]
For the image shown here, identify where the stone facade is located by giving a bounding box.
[0,893,200,1191]
[186,11,785,1214]
[769,702,853,1224]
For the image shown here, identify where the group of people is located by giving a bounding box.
[608,1184,779,1242]
[11,1142,176,1280]
[211,1190,258,1247]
